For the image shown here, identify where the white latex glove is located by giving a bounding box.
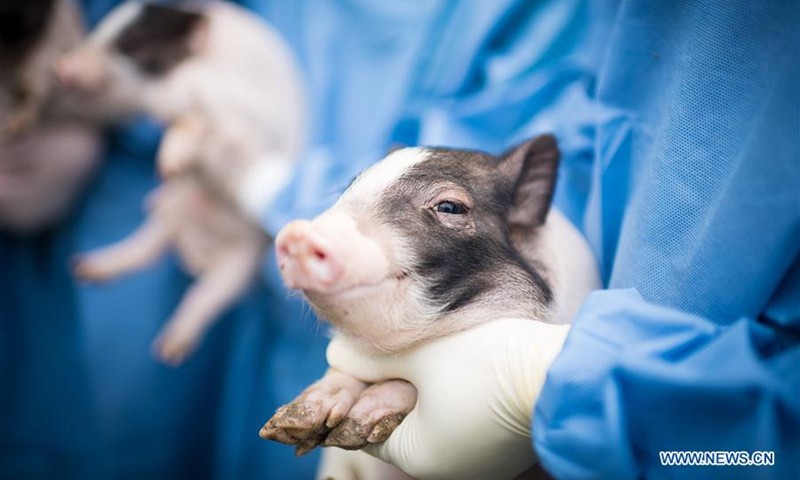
[325,318,571,480]
[317,448,414,480]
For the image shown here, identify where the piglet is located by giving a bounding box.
[260,135,601,460]
[0,0,85,139]
[58,1,306,364]
[55,0,305,210]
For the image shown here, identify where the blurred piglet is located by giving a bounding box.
[260,136,601,458]
[57,1,306,365]
[0,0,85,138]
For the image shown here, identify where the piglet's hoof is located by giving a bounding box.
[323,379,417,450]
[259,369,367,455]
[261,402,330,456]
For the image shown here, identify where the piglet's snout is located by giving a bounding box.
[54,48,108,91]
[276,220,343,291]
[276,214,390,295]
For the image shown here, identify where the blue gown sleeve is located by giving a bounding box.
[534,287,800,480]
[533,1,800,478]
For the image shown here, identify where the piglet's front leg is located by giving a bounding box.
[260,368,368,456]
[261,371,418,456]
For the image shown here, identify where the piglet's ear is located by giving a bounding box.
[498,134,560,228]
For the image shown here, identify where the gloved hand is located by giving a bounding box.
[73,175,268,365]
[325,318,571,480]
[317,448,414,480]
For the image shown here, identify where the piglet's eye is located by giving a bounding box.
[434,201,467,215]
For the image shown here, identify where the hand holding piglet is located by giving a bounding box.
[320,319,571,480]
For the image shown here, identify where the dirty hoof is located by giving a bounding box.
[323,379,417,449]
[259,369,368,454]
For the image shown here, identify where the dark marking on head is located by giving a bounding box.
[376,142,556,316]
[417,232,498,312]
[0,0,56,55]
[114,3,205,76]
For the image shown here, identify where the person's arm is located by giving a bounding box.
[535,284,800,480]
[534,0,800,477]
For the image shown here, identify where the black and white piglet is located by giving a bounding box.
[56,0,305,209]
[58,1,306,364]
[260,135,600,458]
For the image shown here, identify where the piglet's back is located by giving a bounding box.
[183,1,306,158]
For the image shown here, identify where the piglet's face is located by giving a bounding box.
[276,135,560,352]
[54,2,207,113]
